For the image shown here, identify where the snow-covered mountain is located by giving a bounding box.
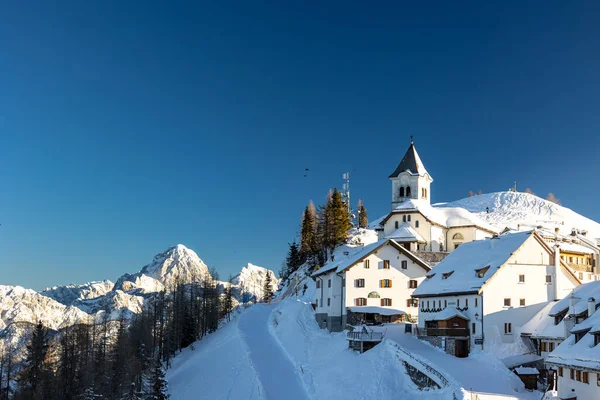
[231,263,280,302]
[41,280,114,306]
[441,191,600,239]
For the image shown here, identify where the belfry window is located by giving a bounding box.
[406,186,411,197]
[399,187,405,197]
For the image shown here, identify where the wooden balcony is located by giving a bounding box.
[417,328,470,337]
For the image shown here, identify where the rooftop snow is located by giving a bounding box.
[413,231,533,296]
[349,306,406,316]
[387,223,426,242]
[515,367,539,375]
[425,307,468,321]
[390,199,498,232]
[520,301,566,340]
[547,330,600,371]
[548,281,600,316]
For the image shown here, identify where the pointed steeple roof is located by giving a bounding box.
[389,139,430,178]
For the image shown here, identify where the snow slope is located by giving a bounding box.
[442,191,600,238]
[232,263,280,303]
[41,280,114,305]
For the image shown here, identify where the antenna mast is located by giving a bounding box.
[342,172,351,215]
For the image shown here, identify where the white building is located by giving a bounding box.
[412,230,581,357]
[546,289,600,400]
[311,239,431,331]
[377,140,498,255]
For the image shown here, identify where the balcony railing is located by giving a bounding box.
[417,328,470,337]
[346,331,383,342]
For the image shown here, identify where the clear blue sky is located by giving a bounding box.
[1,1,599,290]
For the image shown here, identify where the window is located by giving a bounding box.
[415,220,419,228]
[444,300,447,308]
[576,370,581,382]
[355,298,367,306]
[367,291,380,298]
[549,342,554,352]
[328,279,331,288]
[316,299,319,307]
[439,243,444,251]
[327,298,331,306]
[426,273,435,279]
[541,342,547,352]
[364,259,370,269]
[597,373,600,386]
[401,260,408,269]
[504,298,511,307]
[403,215,407,222]
[475,266,490,278]
[558,367,563,377]
[383,260,390,269]
[546,275,552,284]
[316,280,321,289]
[579,272,584,280]
[395,221,399,229]
[407,298,418,307]
[520,298,526,306]
[504,323,512,334]
[355,279,365,288]
[465,299,469,307]
[399,187,405,197]
[438,300,441,308]
[407,215,411,222]
[583,371,589,384]
[454,243,460,250]
[381,298,392,306]
[406,186,411,197]
[475,297,478,307]
[472,323,476,334]
[409,280,418,289]
[452,233,464,240]
[519,274,525,283]
[457,299,460,307]
[380,279,392,288]
[427,300,430,308]
[569,256,573,263]
[570,369,574,380]
[442,271,454,279]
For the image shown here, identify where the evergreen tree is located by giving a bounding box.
[19,321,51,400]
[262,272,273,303]
[357,199,368,229]
[329,188,352,248]
[79,387,102,400]
[222,275,234,322]
[284,241,304,279]
[148,360,169,400]
[468,190,474,197]
[300,201,318,257]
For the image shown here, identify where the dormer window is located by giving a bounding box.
[594,333,600,346]
[426,273,436,279]
[442,271,454,280]
[475,266,490,278]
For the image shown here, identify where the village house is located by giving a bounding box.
[311,238,430,331]
[545,289,600,400]
[376,140,498,263]
[411,230,581,358]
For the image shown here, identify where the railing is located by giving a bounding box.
[346,331,383,341]
[417,328,470,337]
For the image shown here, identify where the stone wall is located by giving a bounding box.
[418,335,459,356]
[402,361,441,390]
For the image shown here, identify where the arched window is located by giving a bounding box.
[407,215,411,222]
[425,188,428,198]
[452,233,464,240]
[367,291,380,299]
[395,221,399,229]
[402,215,407,223]
[399,187,405,197]
[415,220,419,228]
[406,186,411,197]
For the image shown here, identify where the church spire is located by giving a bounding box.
[388,137,430,179]
[389,137,433,209]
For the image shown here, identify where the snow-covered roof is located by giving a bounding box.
[548,281,600,317]
[388,142,430,178]
[520,301,566,340]
[558,241,596,255]
[349,306,406,316]
[387,223,426,243]
[425,307,468,321]
[515,367,539,375]
[413,231,534,297]
[546,329,600,371]
[502,354,544,369]
[386,199,498,232]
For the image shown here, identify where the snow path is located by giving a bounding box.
[238,304,311,400]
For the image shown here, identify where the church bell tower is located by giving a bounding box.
[389,137,433,209]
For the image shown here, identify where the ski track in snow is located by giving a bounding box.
[238,304,311,400]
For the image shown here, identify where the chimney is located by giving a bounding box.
[589,297,596,317]
[555,227,560,234]
[569,291,577,315]
[564,315,576,339]
[571,228,577,236]
[582,230,588,237]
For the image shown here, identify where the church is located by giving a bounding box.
[376,140,498,259]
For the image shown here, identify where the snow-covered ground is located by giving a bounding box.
[168,297,540,399]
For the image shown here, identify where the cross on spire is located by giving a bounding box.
[410,135,414,144]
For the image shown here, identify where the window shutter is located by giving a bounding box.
[407,299,411,307]
[380,299,384,306]
[389,280,392,288]
[354,279,357,287]
[355,298,358,306]
[379,279,383,288]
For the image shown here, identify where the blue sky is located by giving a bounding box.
[1,1,599,290]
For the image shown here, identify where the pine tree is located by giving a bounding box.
[284,241,304,279]
[148,360,169,400]
[300,201,318,257]
[262,272,273,303]
[222,275,234,322]
[19,321,51,400]
[79,387,102,400]
[329,188,352,248]
[468,190,474,197]
[357,199,368,229]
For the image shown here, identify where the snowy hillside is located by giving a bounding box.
[441,191,600,239]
